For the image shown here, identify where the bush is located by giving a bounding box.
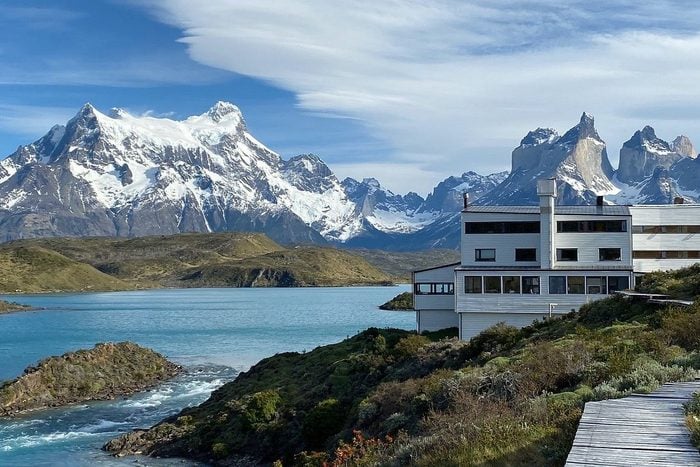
[394,335,430,358]
[685,392,700,448]
[240,390,282,429]
[302,398,347,448]
[661,307,700,350]
[211,442,229,459]
[466,323,521,358]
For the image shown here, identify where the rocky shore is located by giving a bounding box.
[0,300,33,314]
[0,342,181,416]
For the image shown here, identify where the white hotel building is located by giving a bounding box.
[413,179,700,339]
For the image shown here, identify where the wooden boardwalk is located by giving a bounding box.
[566,380,700,466]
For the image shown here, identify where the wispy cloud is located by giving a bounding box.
[0,104,75,139]
[134,0,700,193]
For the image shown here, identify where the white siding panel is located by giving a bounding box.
[460,312,551,340]
[414,294,453,311]
[418,310,459,333]
[414,265,456,282]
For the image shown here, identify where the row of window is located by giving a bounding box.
[474,247,622,262]
[557,220,627,233]
[414,282,455,295]
[633,225,700,234]
[633,250,700,259]
[464,275,630,295]
[463,220,629,235]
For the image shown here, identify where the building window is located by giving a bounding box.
[522,276,540,294]
[549,276,566,294]
[475,249,496,262]
[634,250,700,259]
[633,225,700,234]
[557,220,627,233]
[464,276,482,294]
[556,248,578,261]
[503,276,520,294]
[465,221,540,234]
[483,276,501,293]
[567,276,585,294]
[608,276,630,292]
[586,276,607,294]
[599,248,622,261]
[415,283,454,295]
[515,248,537,262]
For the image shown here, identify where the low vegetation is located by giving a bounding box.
[352,249,459,282]
[379,292,413,310]
[0,299,32,314]
[0,245,131,293]
[105,266,700,466]
[0,233,394,291]
[685,392,700,449]
[0,342,181,416]
[637,263,700,300]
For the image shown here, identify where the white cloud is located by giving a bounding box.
[136,1,700,193]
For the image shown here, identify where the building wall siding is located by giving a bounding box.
[460,312,550,340]
[418,310,459,333]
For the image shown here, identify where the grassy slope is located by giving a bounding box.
[0,342,181,416]
[0,246,131,293]
[351,248,459,282]
[2,233,394,290]
[105,266,700,466]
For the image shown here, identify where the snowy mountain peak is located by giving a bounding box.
[205,101,242,123]
[672,135,697,158]
[560,112,600,144]
[618,126,685,184]
[519,128,558,147]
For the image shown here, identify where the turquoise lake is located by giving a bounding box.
[0,286,413,466]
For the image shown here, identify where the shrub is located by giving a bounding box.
[394,335,430,358]
[302,398,346,448]
[661,307,700,350]
[466,322,521,358]
[685,392,700,448]
[211,442,229,459]
[240,390,282,429]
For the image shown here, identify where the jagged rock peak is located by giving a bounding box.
[560,112,600,144]
[519,128,558,147]
[205,101,242,122]
[672,135,697,158]
[623,125,672,153]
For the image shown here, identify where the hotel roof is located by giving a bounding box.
[463,205,631,216]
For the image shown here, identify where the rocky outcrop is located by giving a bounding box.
[0,342,181,416]
[617,126,686,184]
[672,135,698,158]
[0,300,32,314]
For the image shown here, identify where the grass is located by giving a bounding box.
[105,273,700,466]
[0,233,396,291]
[350,249,459,282]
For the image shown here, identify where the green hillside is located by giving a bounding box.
[0,246,131,293]
[352,248,459,281]
[105,266,700,466]
[2,233,394,290]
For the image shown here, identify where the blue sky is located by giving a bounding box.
[2,1,700,193]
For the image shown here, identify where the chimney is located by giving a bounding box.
[537,179,557,269]
[674,196,685,205]
[463,192,469,210]
[596,196,604,206]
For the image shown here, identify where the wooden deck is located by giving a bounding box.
[566,380,700,466]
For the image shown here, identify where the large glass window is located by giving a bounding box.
[634,250,700,259]
[475,249,496,262]
[416,283,431,294]
[483,276,501,293]
[464,276,482,294]
[608,276,630,292]
[556,248,578,261]
[503,276,520,294]
[465,222,540,234]
[586,276,607,294]
[568,276,585,294]
[522,276,540,294]
[599,248,622,261]
[557,220,627,233]
[549,276,566,294]
[515,248,537,262]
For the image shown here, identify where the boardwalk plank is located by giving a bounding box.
[565,380,700,467]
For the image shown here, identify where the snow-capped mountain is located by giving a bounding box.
[484,113,617,205]
[0,102,362,243]
[0,102,490,246]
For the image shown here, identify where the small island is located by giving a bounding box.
[0,299,33,314]
[379,291,413,310]
[0,342,181,416]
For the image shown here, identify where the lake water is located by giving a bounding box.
[0,286,413,466]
